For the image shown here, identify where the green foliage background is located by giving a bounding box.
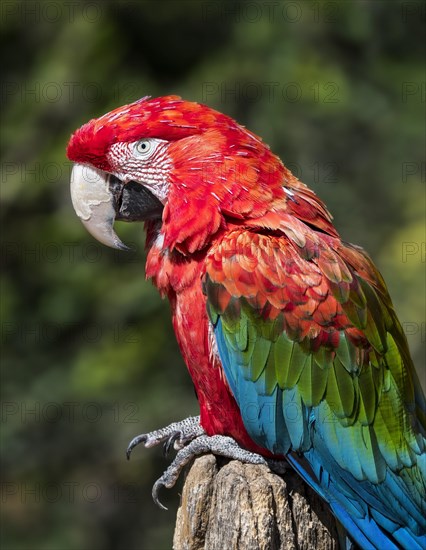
[1,1,424,549]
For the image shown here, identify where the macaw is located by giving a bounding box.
[67,96,425,550]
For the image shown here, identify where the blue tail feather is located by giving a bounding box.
[303,442,425,549]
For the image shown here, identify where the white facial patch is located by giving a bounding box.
[107,138,172,203]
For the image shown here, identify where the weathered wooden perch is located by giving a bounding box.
[173,455,340,550]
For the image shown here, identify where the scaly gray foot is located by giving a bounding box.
[152,434,277,510]
[126,415,204,459]
[127,420,287,509]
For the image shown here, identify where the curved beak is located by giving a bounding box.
[70,163,163,250]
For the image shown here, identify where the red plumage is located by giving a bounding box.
[68,97,426,549]
[67,95,394,452]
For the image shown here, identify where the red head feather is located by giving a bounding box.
[67,96,338,253]
[68,95,239,170]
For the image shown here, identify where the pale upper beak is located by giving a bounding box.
[70,163,163,250]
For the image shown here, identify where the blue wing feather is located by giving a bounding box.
[213,317,426,550]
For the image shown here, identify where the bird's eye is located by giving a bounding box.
[134,140,153,156]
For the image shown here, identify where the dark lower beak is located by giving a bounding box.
[109,176,164,222]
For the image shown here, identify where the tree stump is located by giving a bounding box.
[173,455,340,550]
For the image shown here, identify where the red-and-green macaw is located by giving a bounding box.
[67,96,425,550]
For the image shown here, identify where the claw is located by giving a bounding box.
[126,416,203,461]
[126,417,209,508]
[152,479,168,511]
[126,434,147,460]
[163,432,181,457]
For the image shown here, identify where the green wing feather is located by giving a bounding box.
[205,228,425,485]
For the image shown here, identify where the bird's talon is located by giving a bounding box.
[126,434,148,460]
[163,432,181,457]
[126,416,203,461]
[152,480,168,511]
